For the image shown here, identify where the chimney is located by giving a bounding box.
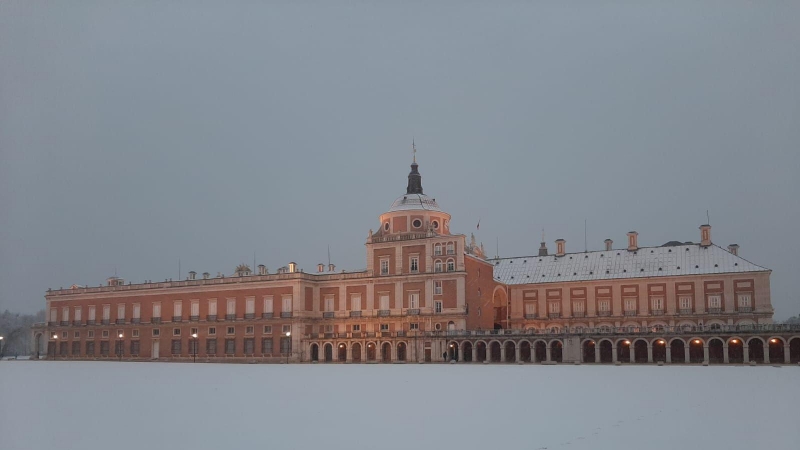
[188,271,196,280]
[604,239,613,251]
[699,224,711,247]
[202,272,210,279]
[538,241,548,257]
[317,263,325,273]
[328,263,336,272]
[728,244,739,256]
[258,264,267,275]
[627,231,638,251]
[288,262,297,273]
[555,239,566,257]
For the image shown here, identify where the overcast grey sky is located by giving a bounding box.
[1,2,798,319]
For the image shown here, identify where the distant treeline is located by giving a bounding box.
[0,309,45,357]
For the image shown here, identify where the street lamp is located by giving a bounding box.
[52,333,58,360]
[117,333,124,361]
[285,331,291,364]
[191,333,198,363]
[0,336,4,359]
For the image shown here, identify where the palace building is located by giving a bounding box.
[34,157,800,365]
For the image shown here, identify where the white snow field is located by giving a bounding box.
[1,362,798,450]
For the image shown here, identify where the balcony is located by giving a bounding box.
[48,321,56,327]
[101,319,110,325]
[377,310,391,317]
[708,308,722,314]
[261,312,273,319]
[379,331,391,337]
[116,319,125,325]
[623,310,637,316]
[349,311,362,318]
[206,315,217,321]
[572,311,585,318]
[151,318,161,324]
[407,309,420,316]
[60,321,69,326]
[396,330,406,337]
[337,333,348,338]
[651,309,665,316]
[324,332,335,339]
[548,312,561,319]
[366,332,376,338]
[244,313,255,319]
[679,309,693,315]
[87,320,96,325]
[172,316,182,322]
[597,311,611,317]
[738,306,753,313]
[225,314,236,320]
[323,312,335,318]
[524,314,537,319]
[280,312,293,318]
[351,332,362,338]
[73,320,82,326]
[131,318,140,324]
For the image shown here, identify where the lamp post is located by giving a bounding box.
[52,333,58,360]
[285,331,291,364]
[0,336,4,359]
[117,333,124,361]
[191,333,198,363]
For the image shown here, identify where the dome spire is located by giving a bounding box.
[407,140,423,194]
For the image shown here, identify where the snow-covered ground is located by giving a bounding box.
[1,362,798,450]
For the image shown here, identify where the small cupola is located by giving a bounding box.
[188,271,196,280]
[538,241,548,257]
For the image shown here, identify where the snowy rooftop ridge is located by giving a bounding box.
[489,244,769,285]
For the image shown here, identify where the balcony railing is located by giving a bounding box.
[101,319,110,325]
[131,318,140,324]
[172,316,182,322]
[366,332,376,338]
[572,311,585,318]
[189,315,199,321]
[60,321,69,326]
[225,314,236,320]
[261,312,273,319]
[323,312,335,318]
[651,309,664,316]
[349,311,362,318]
[708,308,722,314]
[116,319,125,325]
[324,332,335,339]
[151,318,161,324]
[407,309,420,315]
[87,320,96,325]
[377,310,390,317]
[244,313,255,319]
[352,332,362,338]
[679,309,693,315]
[738,306,753,313]
[524,313,537,319]
[73,320,82,326]
[380,331,391,337]
[597,311,611,317]
[623,310,637,316]
[396,331,406,337]
[280,312,293,318]
[548,312,561,319]
[48,321,56,327]
[206,315,217,321]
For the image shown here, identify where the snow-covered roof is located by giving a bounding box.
[489,244,769,285]
[388,194,443,212]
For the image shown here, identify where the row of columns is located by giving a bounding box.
[586,342,794,364]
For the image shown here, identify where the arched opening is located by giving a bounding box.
[550,341,563,363]
[728,339,744,364]
[337,343,347,362]
[634,340,648,363]
[617,340,631,363]
[748,338,765,363]
[381,342,391,362]
[366,342,377,361]
[534,341,547,363]
[447,321,456,332]
[670,340,685,363]
[708,339,724,364]
[462,342,473,362]
[492,287,508,330]
[310,344,319,362]
[351,343,362,363]
[504,341,516,363]
[476,342,487,362]
[652,339,667,363]
[397,342,407,362]
[689,339,704,363]
[768,338,784,363]
[599,340,613,363]
[582,340,596,363]
[324,343,333,362]
[520,341,532,362]
[790,338,800,364]
[490,342,501,362]
[448,342,459,361]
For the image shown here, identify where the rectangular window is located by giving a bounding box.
[434,244,442,256]
[380,258,389,275]
[102,305,111,321]
[434,281,442,295]
[651,297,664,310]
[679,296,692,309]
[263,325,272,334]
[245,326,254,335]
[208,299,217,316]
[152,329,160,337]
[152,302,161,319]
[244,338,255,354]
[61,331,68,339]
[117,304,125,321]
[446,260,455,272]
[102,330,109,338]
[226,298,236,316]
[130,341,140,355]
[60,307,69,321]
[171,339,181,355]
[548,302,561,313]
[324,325,334,333]
[434,301,443,313]
[73,331,80,338]
[599,300,610,311]
[447,243,455,255]
[525,302,536,315]
[282,324,291,334]
[86,341,95,356]
[410,323,419,330]
[50,308,57,322]
[410,256,419,273]
[100,341,109,356]
[132,329,139,338]
[207,327,215,335]
[173,328,181,336]
[324,295,334,312]
[246,297,255,315]
[737,294,752,307]
[262,338,273,354]
[173,301,182,318]
[190,327,198,335]
[227,326,235,335]
[434,260,443,273]
[351,294,362,311]
[206,338,217,355]
[352,324,361,332]
[572,302,585,313]
[379,294,390,310]
[133,304,140,320]
[263,297,273,314]
[191,301,200,317]
[88,306,96,321]
[708,295,722,309]
[282,296,292,314]
[280,337,291,354]
[74,307,82,322]
[71,341,80,356]
[225,339,235,355]
[88,330,95,338]
[380,323,389,331]
[409,292,419,309]
[624,299,637,311]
